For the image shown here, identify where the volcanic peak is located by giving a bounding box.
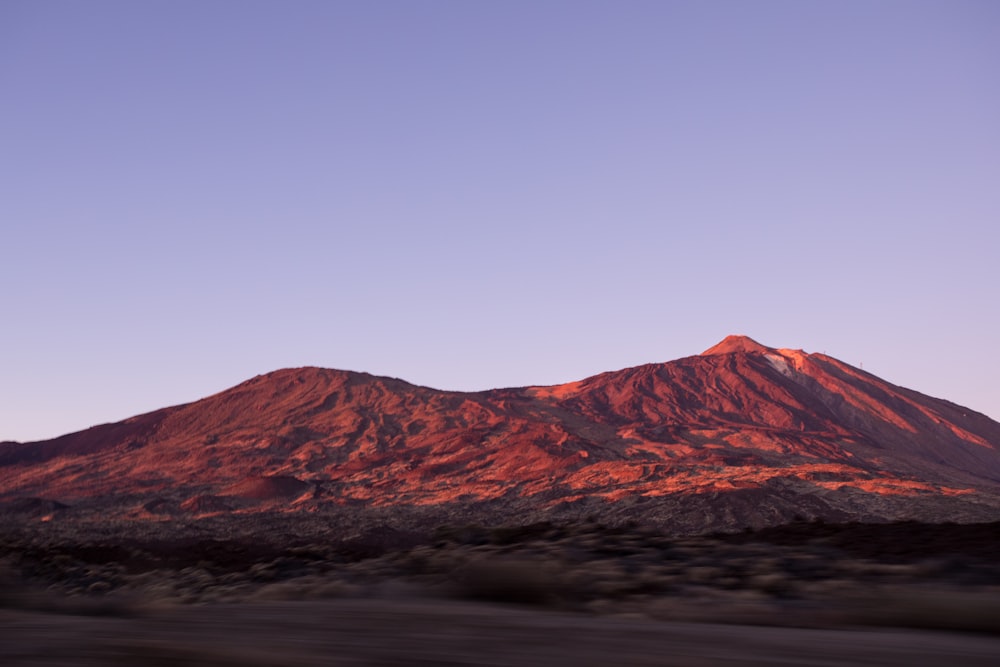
[701,335,773,356]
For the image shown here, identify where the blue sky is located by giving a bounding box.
[2,0,998,442]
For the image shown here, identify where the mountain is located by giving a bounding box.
[3,335,1000,531]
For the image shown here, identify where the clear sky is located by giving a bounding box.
[2,0,998,442]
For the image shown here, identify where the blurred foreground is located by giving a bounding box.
[3,520,1000,665]
[4,597,1000,666]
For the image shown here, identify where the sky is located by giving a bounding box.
[2,0,998,442]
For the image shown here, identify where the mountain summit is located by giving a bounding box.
[3,337,999,531]
[700,334,772,356]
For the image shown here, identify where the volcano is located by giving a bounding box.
[3,336,1000,531]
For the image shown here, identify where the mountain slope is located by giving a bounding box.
[3,336,999,529]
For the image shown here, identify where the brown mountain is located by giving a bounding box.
[3,336,1000,531]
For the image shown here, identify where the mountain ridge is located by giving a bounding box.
[3,336,999,531]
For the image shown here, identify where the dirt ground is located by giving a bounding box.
[4,597,1000,667]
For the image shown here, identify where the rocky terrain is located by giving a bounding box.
[4,336,1000,664]
[3,336,1000,531]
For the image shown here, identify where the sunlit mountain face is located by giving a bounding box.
[3,336,1000,532]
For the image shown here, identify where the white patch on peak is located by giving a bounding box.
[764,352,794,377]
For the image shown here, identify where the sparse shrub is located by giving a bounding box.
[432,523,490,546]
[247,576,356,602]
[0,559,31,609]
[453,556,567,605]
[0,562,140,617]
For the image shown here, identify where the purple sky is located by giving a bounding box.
[2,1,998,442]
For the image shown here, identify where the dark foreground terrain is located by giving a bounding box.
[3,518,1000,665]
[5,597,1000,667]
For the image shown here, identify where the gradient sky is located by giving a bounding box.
[2,0,998,442]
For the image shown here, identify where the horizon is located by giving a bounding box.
[4,332,997,443]
[3,1,998,441]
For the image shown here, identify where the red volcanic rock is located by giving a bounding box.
[225,476,311,501]
[180,494,233,514]
[2,337,1000,529]
[701,334,772,356]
